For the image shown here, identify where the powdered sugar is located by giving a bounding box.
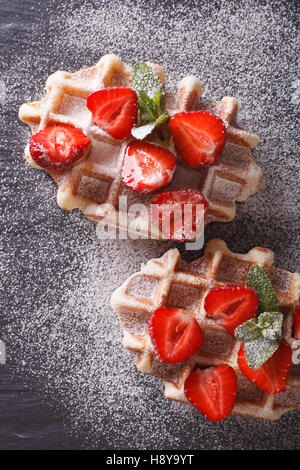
[1,0,299,449]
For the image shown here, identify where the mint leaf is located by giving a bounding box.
[235,317,262,343]
[243,336,280,370]
[235,312,283,343]
[246,265,279,314]
[131,61,162,100]
[131,61,169,139]
[235,311,283,370]
[154,113,169,126]
[138,90,157,122]
[257,311,283,342]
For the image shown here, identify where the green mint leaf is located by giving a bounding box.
[153,87,166,115]
[138,90,157,122]
[131,61,162,101]
[246,265,279,314]
[154,112,169,126]
[235,317,262,343]
[131,61,169,139]
[235,311,283,370]
[244,337,279,370]
[153,88,162,115]
[258,311,283,342]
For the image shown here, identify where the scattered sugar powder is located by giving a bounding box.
[1,0,299,449]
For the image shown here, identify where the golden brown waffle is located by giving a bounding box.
[111,239,300,420]
[19,54,262,239]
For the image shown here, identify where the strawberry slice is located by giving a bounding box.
[238,340,292,394]
[122,141,176,193]
[148,307,203,364]
[184,365,237,421]
[293,306,300,340]
[204,285,258,336]
[29,125,91,170]
[87,87,137,139]
[150,189,208,242]
[169,111,226,167]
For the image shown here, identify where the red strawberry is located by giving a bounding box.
[150,189,208,242]
[148,307,203,364]
[122,141,176,193]
[87,87,137,139]
[204,285,259,336]
[293,306,300,340]
[184,365,237,421]
[169,111,226,167]
[29,125,91,170]
[238,340,292,394]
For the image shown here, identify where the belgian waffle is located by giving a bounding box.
[19,54,262,239]
[111,239,300,420]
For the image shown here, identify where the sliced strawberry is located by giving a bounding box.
[169,111,226,167]
[29,125,91,170]
[238,340,292,394]
[87,87,137,139]
[204,285,258,336]
[293,306,300,340]
[184,365,237,421]
[150,189,208,242]
[148,307,203,364]
[122,141,176,193]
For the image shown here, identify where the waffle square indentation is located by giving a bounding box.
[175,254,211,278]
[201,328,235,357]
[126,275,159,303]
[217,255,251,284]
[151,357,185,385]
[166,283,203,312]
[118,307,151,335]
[274,386,300,408]
[76,175,111,204]
[219,143,250,170]
[59,94,91,124]
[209,173,242,205]
[264,267,292,294]
[88,138,123,168]
[236,374,265,404]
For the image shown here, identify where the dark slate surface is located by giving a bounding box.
[0,0,299,450]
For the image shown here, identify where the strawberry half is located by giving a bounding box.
[169,111,226,167]
[184,365,237,421]
[148,307,203,364]
[29,125,91,170]
[122,141,176,193]
[150,189,209,242]
[238,340,292,394]
[204,285,259,336]
[293,306,300,340]
[87,87,137,139]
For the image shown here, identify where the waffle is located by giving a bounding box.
[111,239,300,420]
[19,54,262,239]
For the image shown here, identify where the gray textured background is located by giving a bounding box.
[0,0,299,450]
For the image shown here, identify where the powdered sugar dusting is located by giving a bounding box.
[1,0,299,449]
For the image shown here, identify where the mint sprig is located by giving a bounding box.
[235,266,283,370]
[246,265,279,313]
[235,311,283,369]
[131,62,169,139]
